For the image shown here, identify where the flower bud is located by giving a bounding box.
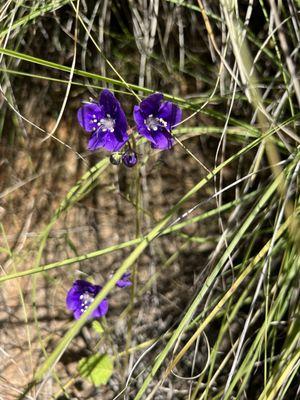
[122,150,138,168]
[110,152,122,165]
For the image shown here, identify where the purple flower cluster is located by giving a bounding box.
[66,273,132,320]
[77,89,182,164]
[71,89,181,319]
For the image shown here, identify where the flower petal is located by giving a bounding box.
[114,124,129,146]
[100,89,127,134]
[133,107,156,144]
[116,272,132,288]
[73,308,83,320]
[88,131,102,151]
[115,105,127,134]
[150,129,174,150]
[139,93,163,116]
[73,279,95,291]
[92,298,109,318]
[77,103,104,132]
[158,101,182,129]
[88,129,128,152]
[106,130,128,151]
[133,106,145,128]
[66,287,80,311]
[99,89,120,117]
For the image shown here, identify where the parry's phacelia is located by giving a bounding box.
[66,280,108,320]
[133,93,182,150]
[77,89,128,152]
[116,272,132,288]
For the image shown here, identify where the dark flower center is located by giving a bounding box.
[91,113,115,133]
[79,291,95,312]
[145,114,167,131]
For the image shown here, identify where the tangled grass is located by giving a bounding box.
[0,1,299,399]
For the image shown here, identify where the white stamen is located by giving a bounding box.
[159,118,167,127]
[79,291,95,313]
[145,115,167,132]
[91,116,115,133]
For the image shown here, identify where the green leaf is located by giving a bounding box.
[92,321,104,336]
[78,354,113,386]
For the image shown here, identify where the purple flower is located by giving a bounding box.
[66,280,108,320]
[116,273,132,288]
[77,89,128,152]
[122,149,138,168]
[133,93,182,150]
